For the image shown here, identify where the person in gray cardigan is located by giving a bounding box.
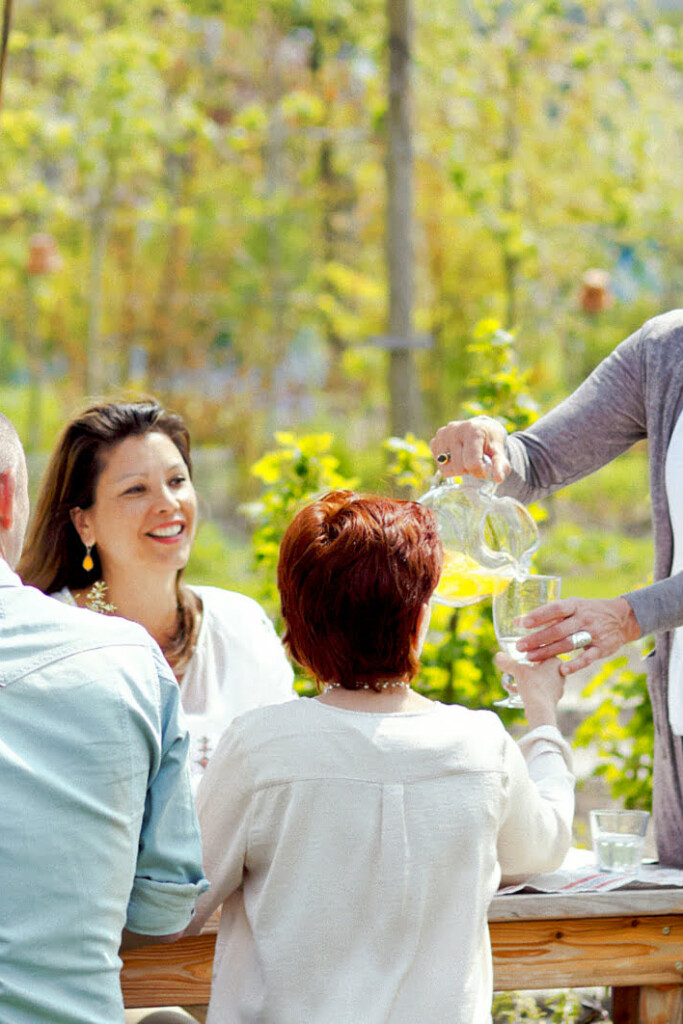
[429,309,683,867]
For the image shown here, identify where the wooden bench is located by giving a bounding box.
[121,883,683,1023]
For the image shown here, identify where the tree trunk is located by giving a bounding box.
[24,279,42,454]
[262,29,288,436]
[148,155,192,395]
[85,204,110,394]
[0,0,14,114]
[501,51,520,330]
[386,0,421,437]
[85,160,117,395]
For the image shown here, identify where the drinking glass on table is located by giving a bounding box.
[492,574,562,708]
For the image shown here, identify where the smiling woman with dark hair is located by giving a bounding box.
[189,489,575,1024]
[18,399,294,794]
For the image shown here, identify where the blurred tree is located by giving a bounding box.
[1,0,220,395]
[385,0,423,436]
[0,0,682,464]
[0,0,13,113]
[416,0,683,414]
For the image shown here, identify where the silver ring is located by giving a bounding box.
[436,451,450,465]
[570,630,592,650]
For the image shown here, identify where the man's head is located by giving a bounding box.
[0,414,29,568]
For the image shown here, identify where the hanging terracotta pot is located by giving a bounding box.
[27,234,62,276]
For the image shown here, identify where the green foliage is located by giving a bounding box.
[462,320,540,433]
[493,990,546,1022]
[185,520,260,597]
[383,433,434,492]
[243,429,359,606]
[574,654,653,811]
[537,516,654,811]
[536,520,652,601]
[551,447,651,532]
[493,987,610,1023]
[0,383,68,459]
[418,603,504,709]
[533,469,654,812]
[242,430,359,693]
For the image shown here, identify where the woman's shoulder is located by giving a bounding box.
[641,308,683,333]
[633,308,683,356]
[418,703,511,761]
[432,700,504,725]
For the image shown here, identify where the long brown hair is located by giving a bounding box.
[19,399,199,675]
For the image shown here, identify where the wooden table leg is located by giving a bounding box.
[612,986,640,1024]
[639,985,682,1024]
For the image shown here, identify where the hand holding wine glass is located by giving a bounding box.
[493,650,566,728]
[492,574,562,708]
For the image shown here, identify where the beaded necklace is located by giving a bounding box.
[323,680,410,693]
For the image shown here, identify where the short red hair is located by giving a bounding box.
[277,490,443,691]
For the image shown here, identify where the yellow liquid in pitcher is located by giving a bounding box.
[435,551,512,606]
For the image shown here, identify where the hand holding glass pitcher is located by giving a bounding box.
[418,460,539,608]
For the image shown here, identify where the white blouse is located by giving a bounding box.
[665,409,683,733]
[191,698,574,1024]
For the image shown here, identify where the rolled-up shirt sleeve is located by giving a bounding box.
[126,648,209,935]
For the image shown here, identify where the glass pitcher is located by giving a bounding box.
[419,467,539,608]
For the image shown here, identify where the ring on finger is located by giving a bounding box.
[436,451,451,465]
[570,630,592,650]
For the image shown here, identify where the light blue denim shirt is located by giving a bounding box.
[0,561,208,1024]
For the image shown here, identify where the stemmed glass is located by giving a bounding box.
[492,574,562,708]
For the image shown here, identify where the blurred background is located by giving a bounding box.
[2,0,681,525]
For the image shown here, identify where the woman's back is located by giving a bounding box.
[193,697,573,1024]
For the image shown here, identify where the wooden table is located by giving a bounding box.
[121,883,683,1023]
[490,886,683,1023]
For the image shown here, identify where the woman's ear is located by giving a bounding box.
[413,602,432,657]
[69,507,93,546]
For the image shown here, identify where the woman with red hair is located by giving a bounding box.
[189,490,575,1024]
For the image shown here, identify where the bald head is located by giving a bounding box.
[0,413,29,568]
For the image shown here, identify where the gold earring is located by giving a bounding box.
[82,545,94,572]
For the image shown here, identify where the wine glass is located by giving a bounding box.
[492,574,562,708]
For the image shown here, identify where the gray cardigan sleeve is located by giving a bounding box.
[627,574,683,638]
[499,325,683,638]
[499,331,647,503]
